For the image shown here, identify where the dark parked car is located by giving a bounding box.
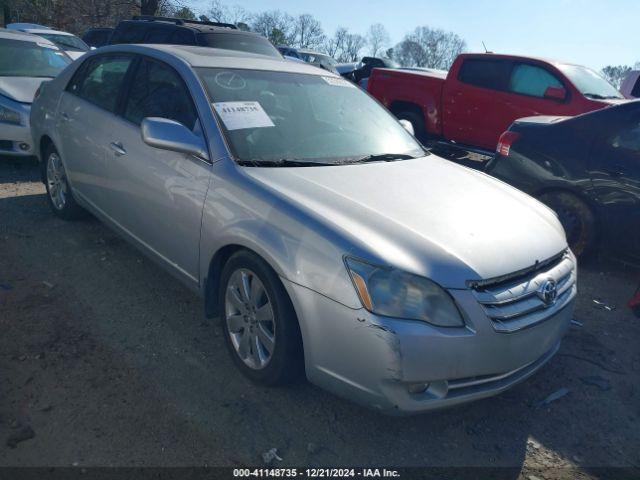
[82,27,114,48]
[485,101,640,259]
[108,16,281,58]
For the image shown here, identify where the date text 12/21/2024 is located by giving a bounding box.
[233,468,401,478]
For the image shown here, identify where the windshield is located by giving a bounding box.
[38,33,89,52]
[0,39,71,77]
[197,33,281,58]
[557,64,623,99]
[197,68,424,165]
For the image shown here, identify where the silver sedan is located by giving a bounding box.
[30,44,576,414]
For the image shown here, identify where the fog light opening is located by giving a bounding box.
[19,143,30,151]
[407,383,430,394]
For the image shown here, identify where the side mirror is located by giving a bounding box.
[399,119,415,136]
[141,117,208,160]
[544,86,567,101]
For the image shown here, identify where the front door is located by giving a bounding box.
[100,56,211,284]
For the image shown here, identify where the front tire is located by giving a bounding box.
[538,191,596,256]
[219,250,304,385]
[44,145,84,220]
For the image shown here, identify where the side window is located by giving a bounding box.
[67,55,133,113]
[123,58,198,130]
[509,64,563,98]
[145,27,172,44]
[458,59,512,91]
[171,28,195,45]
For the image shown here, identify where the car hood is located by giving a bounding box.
[0,77,46,103]
[244,156,567,289]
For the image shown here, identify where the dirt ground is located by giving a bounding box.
[0,157,639,478]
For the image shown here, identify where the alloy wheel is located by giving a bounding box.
[225,268,276,370]
[46,152,68,211]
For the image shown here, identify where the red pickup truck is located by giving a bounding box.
[368,53,626,151]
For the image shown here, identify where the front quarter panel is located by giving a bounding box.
[199,160,362,309]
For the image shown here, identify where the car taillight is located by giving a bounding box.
[496,131,521,157]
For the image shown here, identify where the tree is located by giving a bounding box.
[292,13,325,49]
[340,32,366,62]
[251,10,295,45]
[324,27,348,58]
[393,26,465,69]
[601,65,633,89]
[366,23,389,57]
[206,0,251,25]
[172,6,196,20]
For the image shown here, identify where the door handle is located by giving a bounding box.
[109,142,127,157]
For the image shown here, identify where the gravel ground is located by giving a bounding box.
[0,157,639,478]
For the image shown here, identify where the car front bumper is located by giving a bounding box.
[283,277,575,415]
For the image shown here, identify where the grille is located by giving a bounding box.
[472,251,576,333]
[0,140,13,151]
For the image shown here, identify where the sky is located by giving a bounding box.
[188,0,637,71]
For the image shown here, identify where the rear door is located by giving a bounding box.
[100,56,210,283]
[589,112,640,254]
[442,57,513,150]
[57,54,134,206]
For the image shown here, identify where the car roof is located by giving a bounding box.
[23,28,75,36]
[116,18,260,36]
[297,49,326,55]
[458,52,585,68]
[97,44,332,76]
[0,27,58,45]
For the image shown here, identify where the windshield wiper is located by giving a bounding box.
[236,158,336,167]
[341,153,421,164]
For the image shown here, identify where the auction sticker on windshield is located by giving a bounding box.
[213,101,275,131]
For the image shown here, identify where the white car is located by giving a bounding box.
[0,28,72,157]
[16,28,90,60]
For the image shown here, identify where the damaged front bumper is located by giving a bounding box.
[283,278,575,415]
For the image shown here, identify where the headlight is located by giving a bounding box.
[345,257,464,327]
[0,105,21,125]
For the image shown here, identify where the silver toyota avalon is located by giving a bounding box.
[31,44,577,414]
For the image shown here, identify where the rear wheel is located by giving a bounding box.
[538,191,596,256]
[219,250,304,385]
[44,145,84,220]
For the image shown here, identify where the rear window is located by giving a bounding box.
[144,27,173,44]
[110,23,147,44]
[458,59,512,91]
[197,33,280,58]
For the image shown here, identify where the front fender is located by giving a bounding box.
[199,161,362,310]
